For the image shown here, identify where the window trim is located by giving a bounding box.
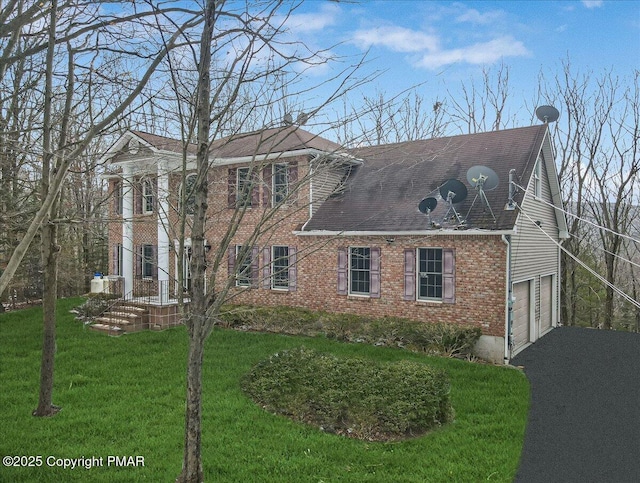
[271,245,290,290]
[235,245,252,287]
[236,167,252,208]
[181,173,197,215]
[349,246,371,296]
[272,163,289,206]
[142,244,155,279]
[142,178,154,214]
[534,158,542,198]
[417,247,443,302]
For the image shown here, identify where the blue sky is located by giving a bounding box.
[284,0,640,126]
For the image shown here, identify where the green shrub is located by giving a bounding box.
[242,347,454,442]
[220,305,482,357]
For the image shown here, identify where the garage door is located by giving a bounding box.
[539,275,553,334]
[512,281,531,351]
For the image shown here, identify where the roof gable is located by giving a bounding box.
[304,125,551,232]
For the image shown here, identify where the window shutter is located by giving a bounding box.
[134,181,142,214]
[112,245,119,275]
[228,246,235,277]
[442,248,455,304]
[370,247,381,298]
[288,161,298,206]
[337,247,348,295]
[288,246,297,292]
[227,168,237,208]
[251,171,260,207]
[151,245,158,279]
[151,177,158,212]
[262,165,272,207]
[403,248,415,301]
[135,245,142,278]
[262,247,271,289]
[250,246,259,288]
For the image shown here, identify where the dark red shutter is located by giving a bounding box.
[251,171,259,207]
[337,247,348,295]
[251,246,259,288]
[228,246,235,277]
[227,168,237,208]
[442,248,455,304]
[370,247,381,298]
[403,249,415,301]
[262,247,271,289]
[262,165,272,207]
[288,246,297,292]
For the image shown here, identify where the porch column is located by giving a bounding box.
[122,164,134,296]
[157,162,170,303]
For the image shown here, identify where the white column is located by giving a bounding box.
[122,165,134,297]
[157,162,170,303]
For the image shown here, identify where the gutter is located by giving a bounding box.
[502,234,513,364]
[295,229,515,237]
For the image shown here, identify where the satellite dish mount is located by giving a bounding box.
[466,165,498,222]
[439,179,467,225]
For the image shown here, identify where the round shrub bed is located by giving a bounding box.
[242,347,454,442]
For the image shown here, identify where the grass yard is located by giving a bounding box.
[0,299,529,482]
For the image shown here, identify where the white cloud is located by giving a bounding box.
[286,4,340,33]
[350,26,439,53]
[416,36,530,70]
[582,0,604,9]
[455,8,504,25]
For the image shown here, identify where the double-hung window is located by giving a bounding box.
[272,163,289,205]
[181,173,197,215]
[272,246,289,289]
[349,247,371,295]
[417,248,443,300]
[142,244,155,279]
[237,167,252,208]
[142,179,154,214]
[235,245,252,287]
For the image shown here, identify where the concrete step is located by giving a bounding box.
[89,323,123,336]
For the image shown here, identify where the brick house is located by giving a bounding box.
[101,124,568,363]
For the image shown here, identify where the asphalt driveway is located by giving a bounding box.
[511,326,640,483]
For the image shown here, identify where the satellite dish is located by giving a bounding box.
[418,197,438,214]
[282,113,293,125]
[535,105,560,124]
[467,165,499,191]
[439,179,468,204]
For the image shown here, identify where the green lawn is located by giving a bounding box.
[0,299,529,482]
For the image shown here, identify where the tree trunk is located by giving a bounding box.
[178,323,206,482]
[33,219,61,417]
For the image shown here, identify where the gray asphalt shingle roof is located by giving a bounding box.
[304,124,548,232]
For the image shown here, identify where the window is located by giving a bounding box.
[534,158,542,198]
[349,247,371,295]
[235,245,252,287]
[142,178,154,213]
[181,173,197,215]
[272,163,289,205]
[272,246,289,289]
[237,167,252,208]
[418,248,442,300]
[142,244,155,279]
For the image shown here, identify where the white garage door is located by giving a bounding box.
[540,275,553,334]
[512,281,531,351]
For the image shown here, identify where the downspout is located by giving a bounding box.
[301,154,321,232]
[502,234,513,364]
